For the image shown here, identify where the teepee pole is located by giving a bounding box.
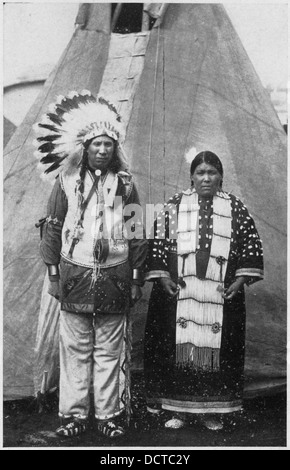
[111,3,123,32]
[142,10,150,31]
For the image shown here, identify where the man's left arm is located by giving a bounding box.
[124,183,148,304]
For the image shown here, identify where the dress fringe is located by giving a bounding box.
[176,343,221,372]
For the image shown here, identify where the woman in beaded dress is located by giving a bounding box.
[144,151,263,430]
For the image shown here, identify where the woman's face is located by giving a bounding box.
[191,162,222,197]
[87,135,115,172]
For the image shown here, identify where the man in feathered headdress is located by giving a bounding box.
[35,91,147,439]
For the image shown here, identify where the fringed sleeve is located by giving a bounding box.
[145,193,182,281]
[125,183,148,285]
[40,177,68,280]
[233,196,264,284]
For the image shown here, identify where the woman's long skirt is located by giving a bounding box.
[144,281,246,414]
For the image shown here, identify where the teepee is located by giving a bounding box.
[4,3,286,400]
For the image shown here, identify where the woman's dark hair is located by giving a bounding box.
[190,151,223,177]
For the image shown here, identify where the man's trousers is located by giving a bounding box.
[59,310,126,421]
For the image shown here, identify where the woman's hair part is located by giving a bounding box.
[190,151,224,177]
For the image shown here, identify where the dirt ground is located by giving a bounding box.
[3,372,287,449]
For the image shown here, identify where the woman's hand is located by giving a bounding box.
[160,277,179,298]
[130,284,142,306]
[48,280,60,300]
[223,277,246,300]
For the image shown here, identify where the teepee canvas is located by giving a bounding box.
[3,3,286,400]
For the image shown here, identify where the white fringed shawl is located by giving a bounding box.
[176,189,232,371]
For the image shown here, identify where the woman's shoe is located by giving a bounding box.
[96,419,125,439]
[56,418,88,437]
[164,414,186,429]
[199,415,224,431]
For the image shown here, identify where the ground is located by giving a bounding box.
[3,372,287,449]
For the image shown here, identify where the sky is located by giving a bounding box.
[2,1,289,122]
[3,1,288,88]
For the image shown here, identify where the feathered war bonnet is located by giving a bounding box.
[33,90,129,183]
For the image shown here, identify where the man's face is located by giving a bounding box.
[87,135,115,172]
